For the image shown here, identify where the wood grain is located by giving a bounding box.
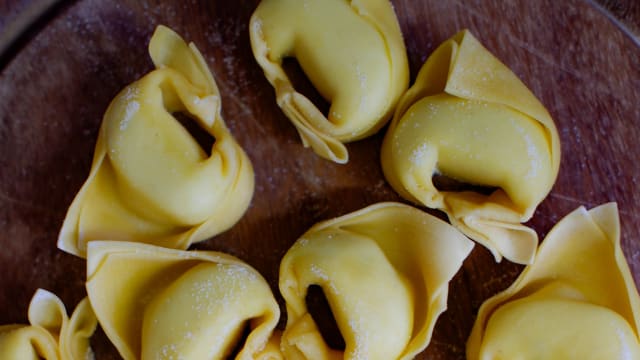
[1,0,639,359]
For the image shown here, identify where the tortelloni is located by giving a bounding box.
[381,29,561,264]
[467,203,640,360]
[86,241,282,360]
[250,0,409,163]
[57,25,254,258]
[0,289,97,360]
[279,202,475,360]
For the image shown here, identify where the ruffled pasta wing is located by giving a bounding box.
[279,202,474,360]
[467,203,640,359]
[381,29,560,264]
[0,289,97,360]
[58,25,254,258]
[249,0,408,163]
[85,241,282,360]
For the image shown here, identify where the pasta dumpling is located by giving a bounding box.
[86,241,282,360]
[279,202,474,359]
[58,25,254,257]
[381,29,561,264]
[250,0,409,163]
[467,203,640,360]
[0,289,97,360]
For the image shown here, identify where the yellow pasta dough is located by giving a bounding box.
[57,25,254,257]
[467,203,640,360]
[86,241,282,360]
[381,29,561,264]
[279,202,474,359]
[250,0,409,163]
[0,289,97,360]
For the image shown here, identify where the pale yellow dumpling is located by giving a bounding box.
[250,0,409,163]
[467,203,640,360]
[57,25,254,258]
[381,30,561,264]
[0,289,97,360]
[86,241,282,360]
[279,202,474,360]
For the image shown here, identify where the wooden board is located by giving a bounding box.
[1,0,639,358]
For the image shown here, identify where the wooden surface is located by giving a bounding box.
[1,0,639,359]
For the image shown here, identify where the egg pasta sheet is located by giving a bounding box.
[279,202,474,360]
[0,289,96,360]
[57,25,254,257]
[381,30,561,264]
[467,203,640,359]
[86,241,282,360]
[250,0,409,163]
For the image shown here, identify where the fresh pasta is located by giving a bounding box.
[0,289,96,360]
[57,25,254,257]
[467,203,640,359]
[381,30,561,264]
[279,202,474,359]
[86,241,282,360]
[250,0,409,163]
